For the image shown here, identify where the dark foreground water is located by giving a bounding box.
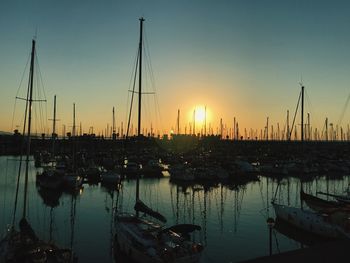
[1,156,349,262]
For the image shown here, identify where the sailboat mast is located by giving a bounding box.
[193,109,195,135]
[23,39,35,219]
[136,17,144,206]
[52,95,57,156]
[73,103,76,137]
[138,17,144,137]
[204,106,207,136]
[301,85,304,142]
[72,103,76,172]
[177,109,180,135]
[113,107,116,134]
[53,95,57,137]
[286,110,289,141]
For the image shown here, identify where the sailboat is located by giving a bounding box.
[62,103,83,189]
[272,84,350,240]
[114,18,204,263]
[37,95,64,190]
[0,39,72,262]
[300,189,350,214]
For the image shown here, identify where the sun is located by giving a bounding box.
[194,106,206,123]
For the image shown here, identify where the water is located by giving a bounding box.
[1,155,349,262]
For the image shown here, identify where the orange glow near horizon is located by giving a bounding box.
[184,105,213,134]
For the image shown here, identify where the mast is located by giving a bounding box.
[112,106,116,139]
[266,117,269,141]
[52,95,57,156]
[72,103,76,172]
[233,117,236,140]
[301,85,304,142]
[177,109,180,135]
[286,110,289,141]
[73,103,76,137]
[204,106,207,136]
[307,113,310,141]
[220,118,223,139]
[193,110,195,135]
[138,17,144,137]
[300,85,305,208]
[23,39,35,219]
[136,17,144,206]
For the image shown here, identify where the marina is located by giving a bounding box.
[2,2,350,262]
[1,149,350,262]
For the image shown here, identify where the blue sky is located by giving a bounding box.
[1,0,350,137]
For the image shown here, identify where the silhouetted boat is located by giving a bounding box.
[300,189,350,213]
[36,95,64,190]
[0,39,72,262]
[101,168,122,184]
[62,104,83,189]
[317,191,350,205]
[114,18,204,263]
[271,84,349,239]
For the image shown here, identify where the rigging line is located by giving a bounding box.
[125,42,140,137]
[272,180,281,203]
[12,64,32,225]
[141,63,155,130]
[144,34,156,92]
[338,92,350,126]
[146,67,162,132]
[126,46,140,138]
[2,159,9,226]
[142,91,152,132]
[35,57,47,134]
[33,74,44,134]
[143,27,164,132]
[144,27,157,94]
[153,92,164,133]
[36,50,49,132]
[35,51,47,100]
[289,90,302,140]
[11,54,31,132]
[124,43,139,133]
[258,180,266,212]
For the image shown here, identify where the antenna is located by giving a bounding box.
[34,26,38,40]
[299,74,303,87]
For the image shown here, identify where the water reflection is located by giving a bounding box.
[1,155,350,262]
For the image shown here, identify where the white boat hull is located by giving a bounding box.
[115,216,202,263]
[272,203,345,239]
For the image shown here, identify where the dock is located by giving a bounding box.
[241,240,350,262]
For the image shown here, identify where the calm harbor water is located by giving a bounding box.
[1,155,349,262]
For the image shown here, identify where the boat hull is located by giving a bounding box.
[272,203,342,239]
[115,215,202,263]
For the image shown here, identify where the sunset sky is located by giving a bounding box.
[1,0,350,137]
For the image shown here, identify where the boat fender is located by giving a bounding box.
[192,244,197,253]
[196,243,203,252]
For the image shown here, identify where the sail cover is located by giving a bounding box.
[134,200,167,223]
